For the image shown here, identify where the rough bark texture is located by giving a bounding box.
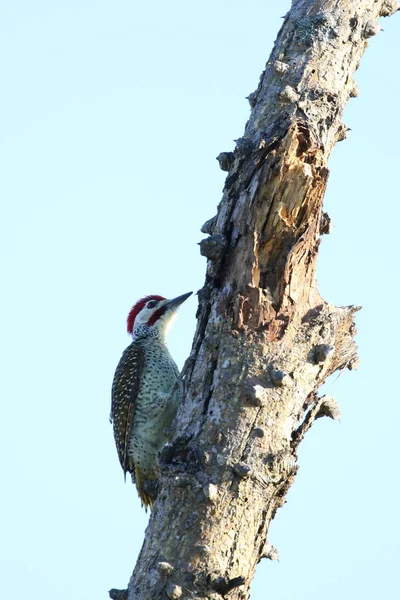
[111,1,398,599]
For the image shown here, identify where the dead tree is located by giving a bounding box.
[110,1,398,599]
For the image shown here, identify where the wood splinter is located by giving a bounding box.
[210,575,246,595]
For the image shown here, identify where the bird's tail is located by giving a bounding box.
[134,465,159,511]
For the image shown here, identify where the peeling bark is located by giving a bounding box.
[111,1,398,598]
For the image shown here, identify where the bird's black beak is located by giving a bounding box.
[165,292,192,311]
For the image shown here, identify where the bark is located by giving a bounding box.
[110,1,398,599]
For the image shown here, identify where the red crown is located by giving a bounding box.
[127,295,165,333]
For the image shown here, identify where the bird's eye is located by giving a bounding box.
[147,300,158,309]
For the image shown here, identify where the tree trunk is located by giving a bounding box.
[110,1,398,599]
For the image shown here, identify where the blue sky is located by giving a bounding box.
[1,2,399,599]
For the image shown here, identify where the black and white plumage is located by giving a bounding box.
[111,343,144,477]
[110,292,192,510]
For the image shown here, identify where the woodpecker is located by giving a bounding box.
[110,291,192,510]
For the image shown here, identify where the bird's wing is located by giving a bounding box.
[110,342,144,480]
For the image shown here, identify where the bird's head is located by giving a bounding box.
[127,292,192,339]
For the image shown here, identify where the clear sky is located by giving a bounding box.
[1,2,399,599]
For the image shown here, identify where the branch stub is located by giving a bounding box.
[234,462,252,478]
[201,216,217,235]
[280,85,300,103]
[166,583,182,600]
[315,396,341,421]
[157,562,175,576]
[313,344,335,364]
[199,234,227,261]
[363,20,381,38]
[380,0,400,17]
[216,152,235,172]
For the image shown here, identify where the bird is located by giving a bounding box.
[110,291,192,509]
